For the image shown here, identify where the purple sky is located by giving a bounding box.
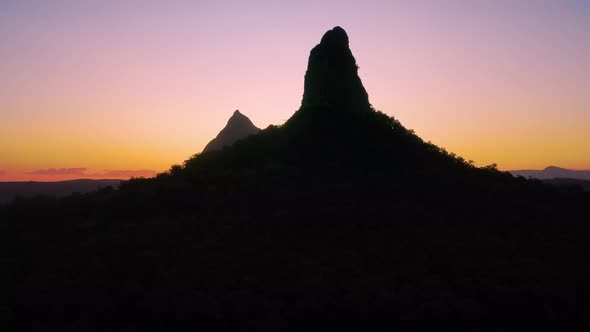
[1,1,589,180]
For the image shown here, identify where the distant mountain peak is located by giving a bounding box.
[510,166,590,181]
[202,110,260,153]
[301,26,371,112]
[544,166,565,171]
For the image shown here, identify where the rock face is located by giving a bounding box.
[202,110,260,152]
[302,26,371,112]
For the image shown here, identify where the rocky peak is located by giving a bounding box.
[226,110,253,127]
[320,26,349,49]
[202,110,260,153]
[301,26,371,112]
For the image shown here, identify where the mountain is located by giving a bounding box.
[202,110,260,152]
[510,166,590,180]
[0,179,121,204]
[2,27,590,331]
[302,26,371,112]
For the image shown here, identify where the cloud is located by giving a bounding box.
[26,168,156,179]
[94,170,156,178]
[27,168,88,176]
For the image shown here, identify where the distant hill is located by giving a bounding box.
[202,110,260,152]
[0,179,121,204]
[510,166,590,180]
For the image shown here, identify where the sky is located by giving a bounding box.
[1,0,589,181]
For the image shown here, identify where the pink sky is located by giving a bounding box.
[1,1,589,181]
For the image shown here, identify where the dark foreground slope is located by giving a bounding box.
[544,178,590,191]
[2,106,590,331]
[2,27,590,331]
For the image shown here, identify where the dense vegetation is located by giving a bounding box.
[2,105,590,330]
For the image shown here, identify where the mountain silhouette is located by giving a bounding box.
[2,27,590,331]
[202,110,260,152]
[511,166,590,180]
[302,26,371,112]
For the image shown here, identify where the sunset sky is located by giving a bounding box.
[1,1,589,181]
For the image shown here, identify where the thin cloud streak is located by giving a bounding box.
[95,170,156,178]
[27,168,88,176]
[26,168,156,179]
